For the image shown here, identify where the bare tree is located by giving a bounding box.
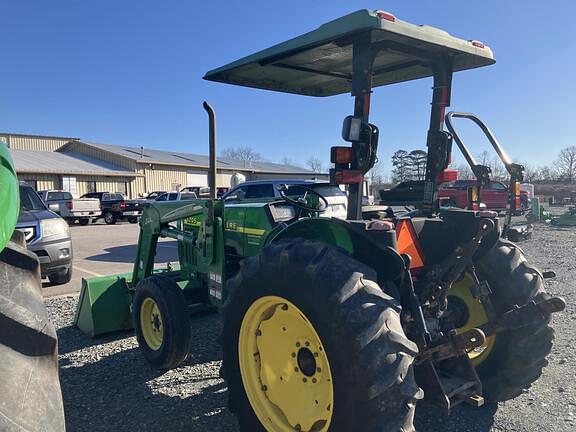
[523,164,539,183]
[221,146,262,162]
[280,156,294,166]
[557,146,576,183]
[474,151,507,180]
[368,157,387,193]
[456,163,474,179]
[307,157,323,173]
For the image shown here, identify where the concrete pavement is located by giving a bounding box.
[42,222,178,297]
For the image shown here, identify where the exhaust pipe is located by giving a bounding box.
[203,101,217,200]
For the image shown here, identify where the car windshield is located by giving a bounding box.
[440,181,472,189]
[19,185,46,211]
[180,193,197,200]
[309,184,345,197]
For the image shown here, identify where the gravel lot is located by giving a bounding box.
[45,220,576,432]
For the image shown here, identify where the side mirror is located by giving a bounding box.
[341,116,362,142]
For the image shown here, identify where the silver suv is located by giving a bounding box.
[223,179,348,219]
[16,183,73,285]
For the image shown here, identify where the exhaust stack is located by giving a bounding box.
[203,101,217,200]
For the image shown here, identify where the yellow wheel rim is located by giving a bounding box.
[239,296,334,432]
[140,298,164,351]
[448,274,496,366]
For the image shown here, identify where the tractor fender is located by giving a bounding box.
[267,218,405,282]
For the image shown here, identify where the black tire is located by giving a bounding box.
[128,217,138,224]
[48,267,73,285]
[0,232,65,431]
[475,239,554,401]
[79,218,89,226]
[133,276,191,370]
[103,211,117,225]
[222,238,422,432]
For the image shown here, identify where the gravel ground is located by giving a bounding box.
[45,220,576,432]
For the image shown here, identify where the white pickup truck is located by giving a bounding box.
[38,190,101,225]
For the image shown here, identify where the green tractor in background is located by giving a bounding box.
[75,10,565,431]
[0,140,65,431]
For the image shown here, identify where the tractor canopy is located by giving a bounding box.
[204,9,495,96]
[0,139,19,252]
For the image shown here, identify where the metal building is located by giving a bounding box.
[1,132,323,198]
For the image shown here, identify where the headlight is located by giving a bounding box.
[41,218,70,237]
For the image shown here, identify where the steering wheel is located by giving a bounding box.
[278,185,328,213]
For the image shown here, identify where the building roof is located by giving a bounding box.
[63,140,317,174]
[0,131,80,141]
[11,149,140,177]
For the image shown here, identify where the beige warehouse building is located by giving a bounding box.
[1,132,322,198]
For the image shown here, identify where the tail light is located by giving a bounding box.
[376,11,396,22]
[513,181,521,210]
[330,168,364,184]
[330,146,354,164]
[467,186,479,210]
[66,201,73,210]
[470,40,485,48]
[120,201,126,209]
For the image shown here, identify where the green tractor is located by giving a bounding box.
[75,10,565,431]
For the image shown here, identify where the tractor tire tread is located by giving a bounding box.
[222,238,421,432]
[476,238,554,401]
[0,236,65,432]
[133,276,191,370]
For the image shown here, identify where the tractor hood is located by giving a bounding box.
[204,9,495,97]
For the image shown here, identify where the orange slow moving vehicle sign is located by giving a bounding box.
[395,219,426,273]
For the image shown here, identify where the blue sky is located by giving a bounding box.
[1,1,575,175]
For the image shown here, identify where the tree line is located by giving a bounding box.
[456,146,576,184]
[220,144,576,186]
[391,150,428,183]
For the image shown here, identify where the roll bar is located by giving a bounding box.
[445,111,525,234]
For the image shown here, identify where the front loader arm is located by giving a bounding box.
[131,200,216,288]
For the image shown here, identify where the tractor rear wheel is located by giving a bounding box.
[448,239,554,402]
[0,232,65,431]
[222,238,422,432]
[133,276,191,370]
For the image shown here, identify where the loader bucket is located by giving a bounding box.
[73,273,134,337]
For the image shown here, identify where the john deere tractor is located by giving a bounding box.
[75,10,565,431]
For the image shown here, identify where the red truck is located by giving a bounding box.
[439,179,529,212]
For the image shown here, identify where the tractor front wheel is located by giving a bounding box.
[222,239,422,432]
[133,276,191,369]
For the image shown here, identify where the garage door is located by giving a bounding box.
[186,171,208,187]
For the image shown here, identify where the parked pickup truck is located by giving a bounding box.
[38,190,101,226]
[80,192,143,224]
[438,180,529,212]
[379,179,529,213]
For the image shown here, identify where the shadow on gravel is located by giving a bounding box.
[59,313,237,431]
[57,326,134,355]
[58,312,499,432]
